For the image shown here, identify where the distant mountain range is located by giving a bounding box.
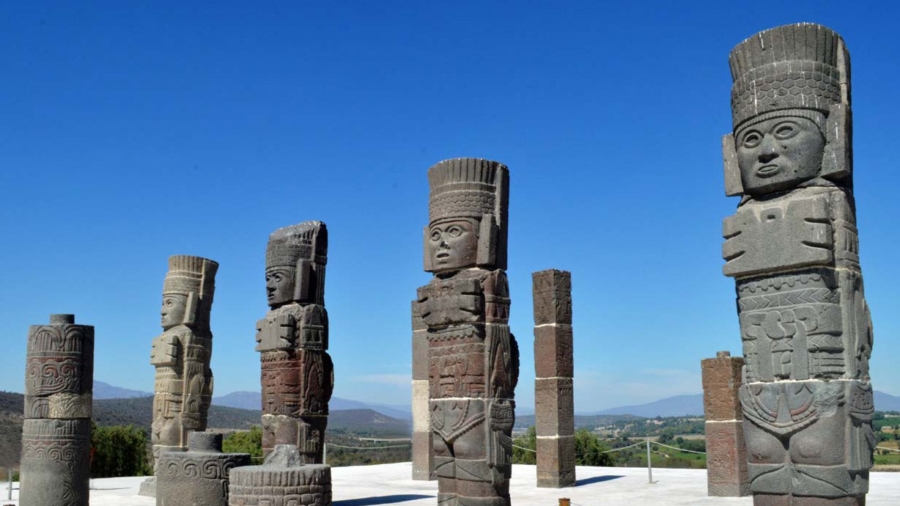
[90,380,900,419]
[212,391,412,421]
[91,381,413,421]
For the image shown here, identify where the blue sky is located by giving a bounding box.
[1,2,898,412]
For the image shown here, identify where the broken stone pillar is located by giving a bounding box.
[256,221,334,462]
[229,444,331,506]
[416,158,518,506]
[411,301,434,480]
[144,255,218,497]
[722,23,875,505]
[20,314,94,506]
[701,351,749,496]
[533,269,575,488]
[157,432,251,506]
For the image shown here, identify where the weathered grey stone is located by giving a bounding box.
[416,158,518,506]
[722,23,874,505]
[150,255,218,456]
[256,222,334,462]
[156,431,250,506]
[228,445,331,506]
[20,314,94,506]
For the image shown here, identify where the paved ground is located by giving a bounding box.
[2,463,899,505]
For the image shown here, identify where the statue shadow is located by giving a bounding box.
[576,475,624,486]
[334,494,434,506]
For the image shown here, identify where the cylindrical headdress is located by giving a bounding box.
[265,221,328,305]
[427,157,509,270]
[723,23,853,196]
[162,255,218,331]
[729,23,849,133]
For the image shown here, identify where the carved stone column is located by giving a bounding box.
[416,158,518,506]
[701,351,749,496]
[533,269,575,488]
[20,314,94,506]
[143,255,218,497]
[256,221,334,464]
[721,23,874,505]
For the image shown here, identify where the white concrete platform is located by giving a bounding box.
[1,463,899,505]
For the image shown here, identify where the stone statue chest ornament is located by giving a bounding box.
[721,23,875,506]
[416,158,519,506]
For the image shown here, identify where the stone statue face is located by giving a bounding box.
[736,116,825,194]
[427,218,478,272]
[161,294,188,330]
[266,267,295,307]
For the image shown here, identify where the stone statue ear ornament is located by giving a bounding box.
[722,133,743,197]
[182,291,198,327]
[293,258,312,303]
[476,213,497,268]
[423,225,434,272]
[821,103,852,182]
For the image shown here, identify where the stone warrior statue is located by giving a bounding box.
[256,221,334,461]
[416,158,518,506]
[721,24,875,505]
[150,255,218,456]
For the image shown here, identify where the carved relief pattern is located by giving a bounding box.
[20,315,93,506]
[722,24,873,504]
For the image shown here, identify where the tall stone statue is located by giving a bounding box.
[150,255,218,457]
[416,158,518,506]
[256,221,334,461]
[721,23,875,505]
[20,314,94,506]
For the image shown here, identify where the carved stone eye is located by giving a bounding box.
[774,121,798,140]
[742,131,762,149]
[447,226,463,237]
[430,229,442,241]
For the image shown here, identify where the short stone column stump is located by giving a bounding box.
[156,432,250,506]
[229,445,331,506]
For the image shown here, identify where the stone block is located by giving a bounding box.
[536,436,576,488]
[534,324,573,378]
[229,445,331,506]
[535,378,574,437]
[705,420,749,497]
[723,195,834,278]
[411,430,434,481]
[25,314,94,420]
[532,270,572,325]
[701,353,743,421]
[157,432,251,506]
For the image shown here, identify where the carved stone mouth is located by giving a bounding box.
[436,252,450,259]
[757,164,780,178]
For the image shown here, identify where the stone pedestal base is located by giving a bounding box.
[229,445,331,506]
[157,432,251,506]
[536,435,575,488]
[137,477,156,497]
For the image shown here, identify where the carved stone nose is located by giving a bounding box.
[758,136,779,163]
